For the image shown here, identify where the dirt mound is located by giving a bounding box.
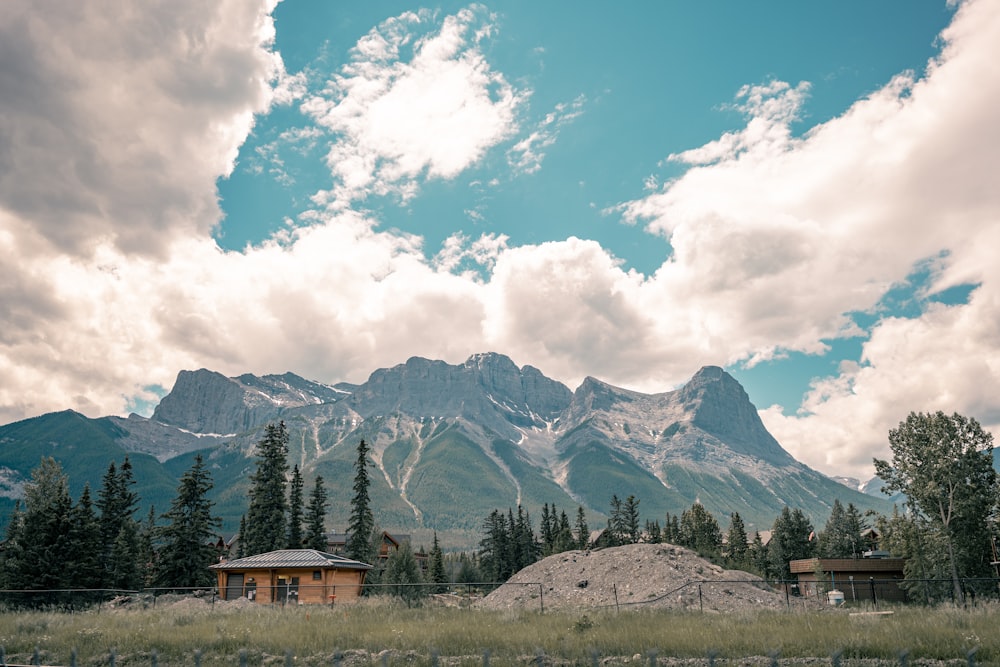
[478,543,793,612]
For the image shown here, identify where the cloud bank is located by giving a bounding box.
[2,1,999,481]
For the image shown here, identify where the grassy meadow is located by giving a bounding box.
[0,599,997,666]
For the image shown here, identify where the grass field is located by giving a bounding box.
[0,598,997,666]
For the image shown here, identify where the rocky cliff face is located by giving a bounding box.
[2,353,896,540]
[151,369,345,435]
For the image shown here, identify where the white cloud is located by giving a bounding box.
[2,0,1000,490]
[507,95,586,175]
[301,6,526,209]
[0,0,283,257]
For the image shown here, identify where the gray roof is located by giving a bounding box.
[210,549,372,571]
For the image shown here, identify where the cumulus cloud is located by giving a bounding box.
[0,0,283,256]
[2,0,999,487]
[301,5,525,209]
[621,0,1000,478]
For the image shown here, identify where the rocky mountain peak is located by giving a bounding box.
[675,366,795,465]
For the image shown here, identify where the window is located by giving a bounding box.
[312,570,322,580]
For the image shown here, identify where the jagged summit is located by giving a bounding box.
[1,354,894,541]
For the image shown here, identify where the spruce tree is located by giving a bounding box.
[156,454,221,588]
[429,531,447,593]
[726,512,749,565]
[679,502,722,556]
[304,475,329,550]
[244,422,290,555]
[767,506,815,581]
[287,465,304,548]
[346,439,376,563]
[574,506,590,550]
[623,495,641,544]
[479,509,510,582]
[65,485,103,599]
[96,457,141,586]
[383,541,423,605]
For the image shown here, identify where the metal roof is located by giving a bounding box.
[210,549,372,571]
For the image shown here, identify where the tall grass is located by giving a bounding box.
[0,600,996,666]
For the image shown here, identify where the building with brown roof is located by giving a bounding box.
[209,549,372,605]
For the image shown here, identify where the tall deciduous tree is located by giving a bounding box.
[304,475,329,551]
[346,439,376,563]
[874,411,997,604]
[156,454,221,588]
[244,422,289,555]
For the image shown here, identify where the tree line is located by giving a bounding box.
[473,411,999,601]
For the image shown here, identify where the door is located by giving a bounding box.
[224,573,244,601]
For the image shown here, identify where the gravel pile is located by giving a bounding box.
[478,543,796,612]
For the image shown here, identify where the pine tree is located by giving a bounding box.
[606,495,625,546]
[65,485,103,600]
[645,519,662,544]
[304,475,329,550]
[540,503,555,554]
[749,530,769,577]
[554,510,575,552]
[816,499,865,558]
[96,457,140,586]
[137,506,158,587]
[287,465,304,549]
[15,458,76,601]
[623,495,641,544]
[156,454,221,588]
[429,531,447,593]
[725,512,749,565]
[679,503,722,556]
[767,507,815,581]
[479,509,510,582]
[346,439,376,563]
[574,506,590,550]
[244,422,290,555]
[236,515,247,558]
[383,541,423,605]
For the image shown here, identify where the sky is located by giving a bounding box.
[2,0,999,482]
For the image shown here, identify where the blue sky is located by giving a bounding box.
[2,0,999,481]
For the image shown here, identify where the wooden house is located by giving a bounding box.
[210,549,372,605]
[789,557,907,602]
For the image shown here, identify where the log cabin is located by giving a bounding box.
[210,549,372,605]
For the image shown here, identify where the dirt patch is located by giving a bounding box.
[478,543,806,612]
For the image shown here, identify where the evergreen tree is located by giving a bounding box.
[540,503,555,554]
[429,531,447,593]
[383,541,424,605]
[15,458,76,599]
[767,507,815,581]
[663,513,681,543]
[236,515,247,558]
[137,506,158,587]
[346,439,376,564]
[623,495,641,544]
[679,503,722,556]
[287,465,304,548]
[645,519,662,544]
[876,507,951,603]
[874,411,997,604]
[725,512,749,565]
[816,500,865,558]
[244,421,290,555]
[606,494,625,546]
[156,454,221,588]
[96,457,140,586]
[554,510,575,552]
[749,530,769,577]
[479,509,511,582]
[304,475,329,551]
[574,506,590,550]
[65,485,103,599]
[456,553,481,585]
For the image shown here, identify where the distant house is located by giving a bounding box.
[210,549,372,605]
[789,557,907,602]
[325,531,428,570]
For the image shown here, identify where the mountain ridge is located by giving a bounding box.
[0,352,897,543]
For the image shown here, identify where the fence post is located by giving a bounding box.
[869,578,877,610]
[613,583,620,612]
[538,584,544,614]
[698,584,703,612]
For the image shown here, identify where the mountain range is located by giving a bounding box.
[0,352,899,546]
